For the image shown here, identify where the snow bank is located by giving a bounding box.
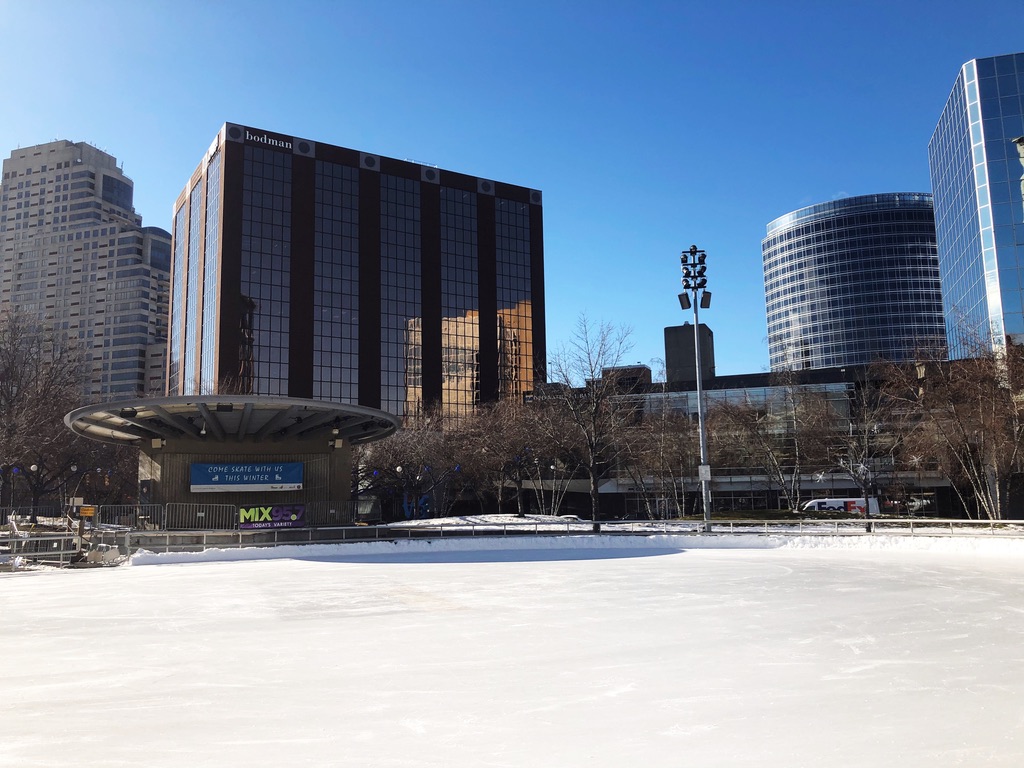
[128,530,1024,566]
[782,532,1024,555]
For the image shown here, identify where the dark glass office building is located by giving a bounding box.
[762,194,946,371]
[169,124,545,419]
[929,52,1024,357]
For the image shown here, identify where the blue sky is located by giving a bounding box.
[1,0,1021,376]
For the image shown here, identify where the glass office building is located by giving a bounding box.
[929,52,1024,357]
[763,194,946,371]
[169,124,545,420]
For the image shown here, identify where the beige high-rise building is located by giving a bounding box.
[0,140,170,398]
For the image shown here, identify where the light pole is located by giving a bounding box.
[0,465,10,508]
[678,244,713,531]
[63,464,79,512]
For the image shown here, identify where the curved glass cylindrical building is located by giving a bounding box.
[762,193,947,371]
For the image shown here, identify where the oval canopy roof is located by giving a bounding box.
[65,396,400,447]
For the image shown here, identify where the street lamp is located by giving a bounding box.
[678,244,713,531]
[28,463,41,523]
[63,464,79,512]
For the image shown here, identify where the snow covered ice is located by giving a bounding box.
[3,532,1024,767]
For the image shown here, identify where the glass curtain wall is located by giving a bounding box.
[199,150,221,393]
[440,187,479,418]
[380,175,421,417]
[168,206,186,395]
[241,146,292,395]
[763,194,946,371]
[495,198,533,400]
[930,53,1024,355]
[182,183,203,393]
[313,161,360,402]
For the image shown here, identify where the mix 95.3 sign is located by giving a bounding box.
[190,462,303,493]
[239,504,306,530]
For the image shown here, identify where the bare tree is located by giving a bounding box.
[0,310,92,510]
[825,374,905,511]
[469,401,538,516]
[356,410,465,520]
[539,315,635,523]
[0,312,84,455]
[709,375,838,511]
[511,402,581,517]
[619,396,700,518]
[452,399,577,518]
[886,343,1024,520]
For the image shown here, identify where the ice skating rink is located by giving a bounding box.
[3,534,1023,767]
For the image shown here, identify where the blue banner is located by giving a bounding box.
[190,462,303,493]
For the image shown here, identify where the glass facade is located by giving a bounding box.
[495,198,534,401]
[168,206,186,396]
[929,53,1024,356]
[762,194,946,371]
[440,187,479,417]
[380,175,421,417]
[182,182,203,391]
[313,161,359,402]
[200,150,221,393]
[170,123,543,417]
[647,381,852,423]
[241,146,291,396]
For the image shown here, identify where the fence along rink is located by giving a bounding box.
[93,517,1024,558]
[2,500,379,566]
[16,512,1024,562]
[95,499,379,531]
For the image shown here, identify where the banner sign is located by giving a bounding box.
[190,462,303,493]
[238,504,306,529]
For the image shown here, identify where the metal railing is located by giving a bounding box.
[643,518,1024,537]
[12,515,1022,566]
[112,521,602,554]
[96,504,166,529]
[0,505,63,526]
[1,531,81,568]
[91,500,371,532]
[164,503,238,530]
[87,516,1024,556]
[386,518,1024,538]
